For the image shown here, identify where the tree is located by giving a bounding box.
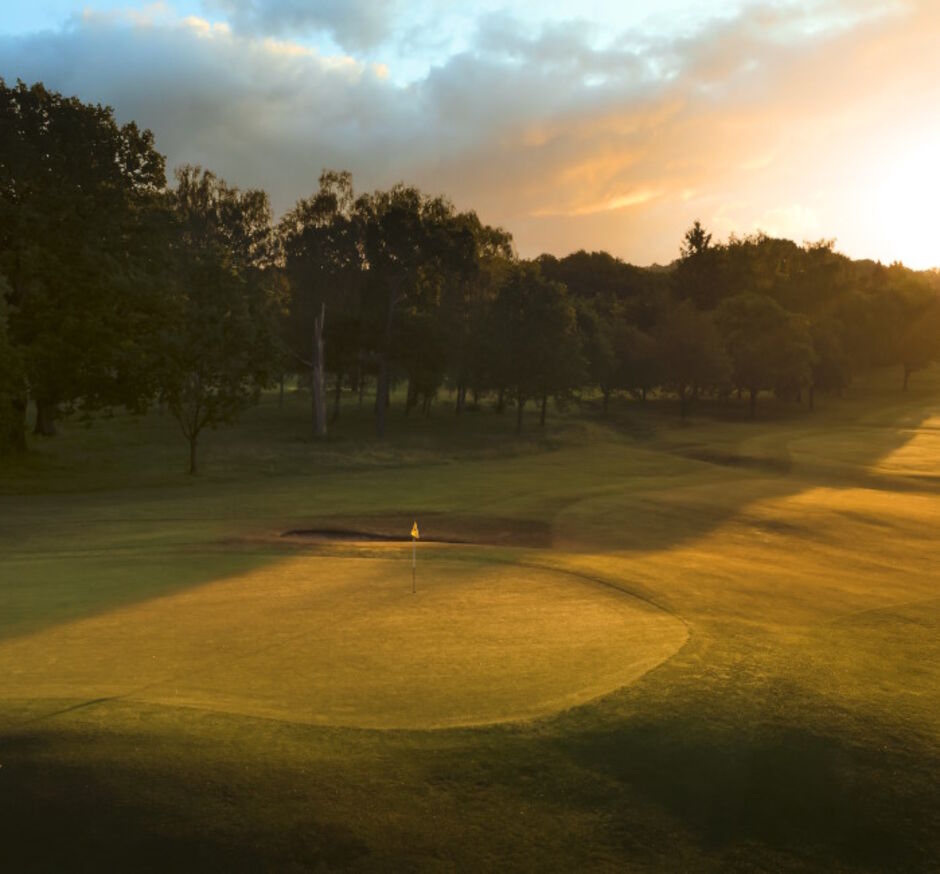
[438,215,513,417]
[657,301,730,418]
[680,220,712,258]
[355,185,478,437]
[617,324,661,403]
[716,292,815,417]
[153,167,280,473]
[280,170,363,434]
[900,300,940,391]
[0,79,166,441]
[808,317,851,409]
[0,279,26,453]
[574,300,618,413]
[488,262,583,432]
[674,222,724,309]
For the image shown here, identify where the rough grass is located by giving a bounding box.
[0,373,938,871]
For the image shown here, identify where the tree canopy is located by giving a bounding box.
[2,81,940,468]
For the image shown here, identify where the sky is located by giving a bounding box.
[1,1,938,269]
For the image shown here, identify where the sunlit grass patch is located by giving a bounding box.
[0,552,685,729]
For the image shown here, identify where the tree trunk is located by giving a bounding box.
[749,387,758,419]
[455,381,466,416]
[405,377,417,416]
[357,360,365,408]
[188,433,198,475]
[809,385,816,412]
[540,395,547,426]
[516,396,525,433]
[679,385,689,420]
[312,303,327,439]
[33,399,58,436]
[423,393,432,417]
[330,372,341,422]
[376,358,389,437]
[641,386,647,403]
[496,387,505,414]
[602,387,610,415]
[7,396,27,452]
[278,374,285,407]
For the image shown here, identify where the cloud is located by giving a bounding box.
[203,0,398,51]
[0,1,937,267]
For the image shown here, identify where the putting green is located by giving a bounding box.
[0,550,686,729]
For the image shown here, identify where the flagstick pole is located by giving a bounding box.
[412,537,416,594]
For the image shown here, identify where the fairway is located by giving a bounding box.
[1,373,939,871]
[0,551,686,728]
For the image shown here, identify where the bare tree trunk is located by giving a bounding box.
[312,303,327,439]
[540,394,547,426]
[357,359,365,408]
[278,374,285,407]
[496,387,505,414]
[188,433,198,475]
[405,377,417,416]
[7,396,27,452]
[423,392,432,417]
[455,381,466,416]
[33,399,57,436]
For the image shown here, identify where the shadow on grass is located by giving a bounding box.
[555,708,940,871]
[0,729,371,873]
[0,550,288,644]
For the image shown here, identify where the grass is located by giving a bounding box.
[1,374,938,870]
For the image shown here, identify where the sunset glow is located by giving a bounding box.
[1,1,937,265]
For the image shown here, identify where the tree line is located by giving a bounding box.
[2,80,939,471]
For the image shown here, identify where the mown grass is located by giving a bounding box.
[1,372,938,871]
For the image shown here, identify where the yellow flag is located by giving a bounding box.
[411,521,420,539]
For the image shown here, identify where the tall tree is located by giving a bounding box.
[280,170,363,434]
[0,279,26,452]
[488,262,583,432]
[574,299,618,413]
[808,317,851,409]
[900,299,940,391]
[657,301,730,418]
[0,78,166,441]
[153,166,280,473]
[716,292,815,417]
[617,324,661,403]
[674,221,724,310]
[438,215,513,417]
[355,185,477,437]
[680,220,712,258]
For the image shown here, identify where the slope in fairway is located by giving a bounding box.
[0,551,686,729]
